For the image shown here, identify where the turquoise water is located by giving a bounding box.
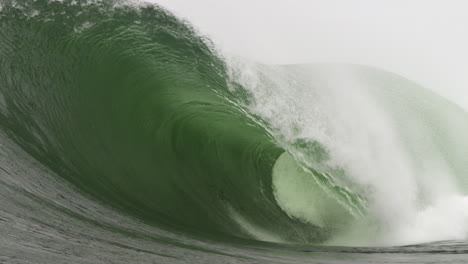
[0,1,467,263]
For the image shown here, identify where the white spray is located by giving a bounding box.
[226,59,468,246]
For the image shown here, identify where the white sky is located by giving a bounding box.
[151,0,468,110]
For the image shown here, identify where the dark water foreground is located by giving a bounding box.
[1,132,467,263]
[0,0,467,263]
[1,128,467,264]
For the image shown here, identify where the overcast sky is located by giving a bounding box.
[151,0,468,110]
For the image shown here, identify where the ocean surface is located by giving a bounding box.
[1,1,468,263]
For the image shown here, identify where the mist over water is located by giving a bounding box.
[153,0,468,246]
[225,60,468,246]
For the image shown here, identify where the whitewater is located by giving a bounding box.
[0,0,467,263]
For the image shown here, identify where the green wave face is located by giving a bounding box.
[1,0,468,248]
[0,0,322,243]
